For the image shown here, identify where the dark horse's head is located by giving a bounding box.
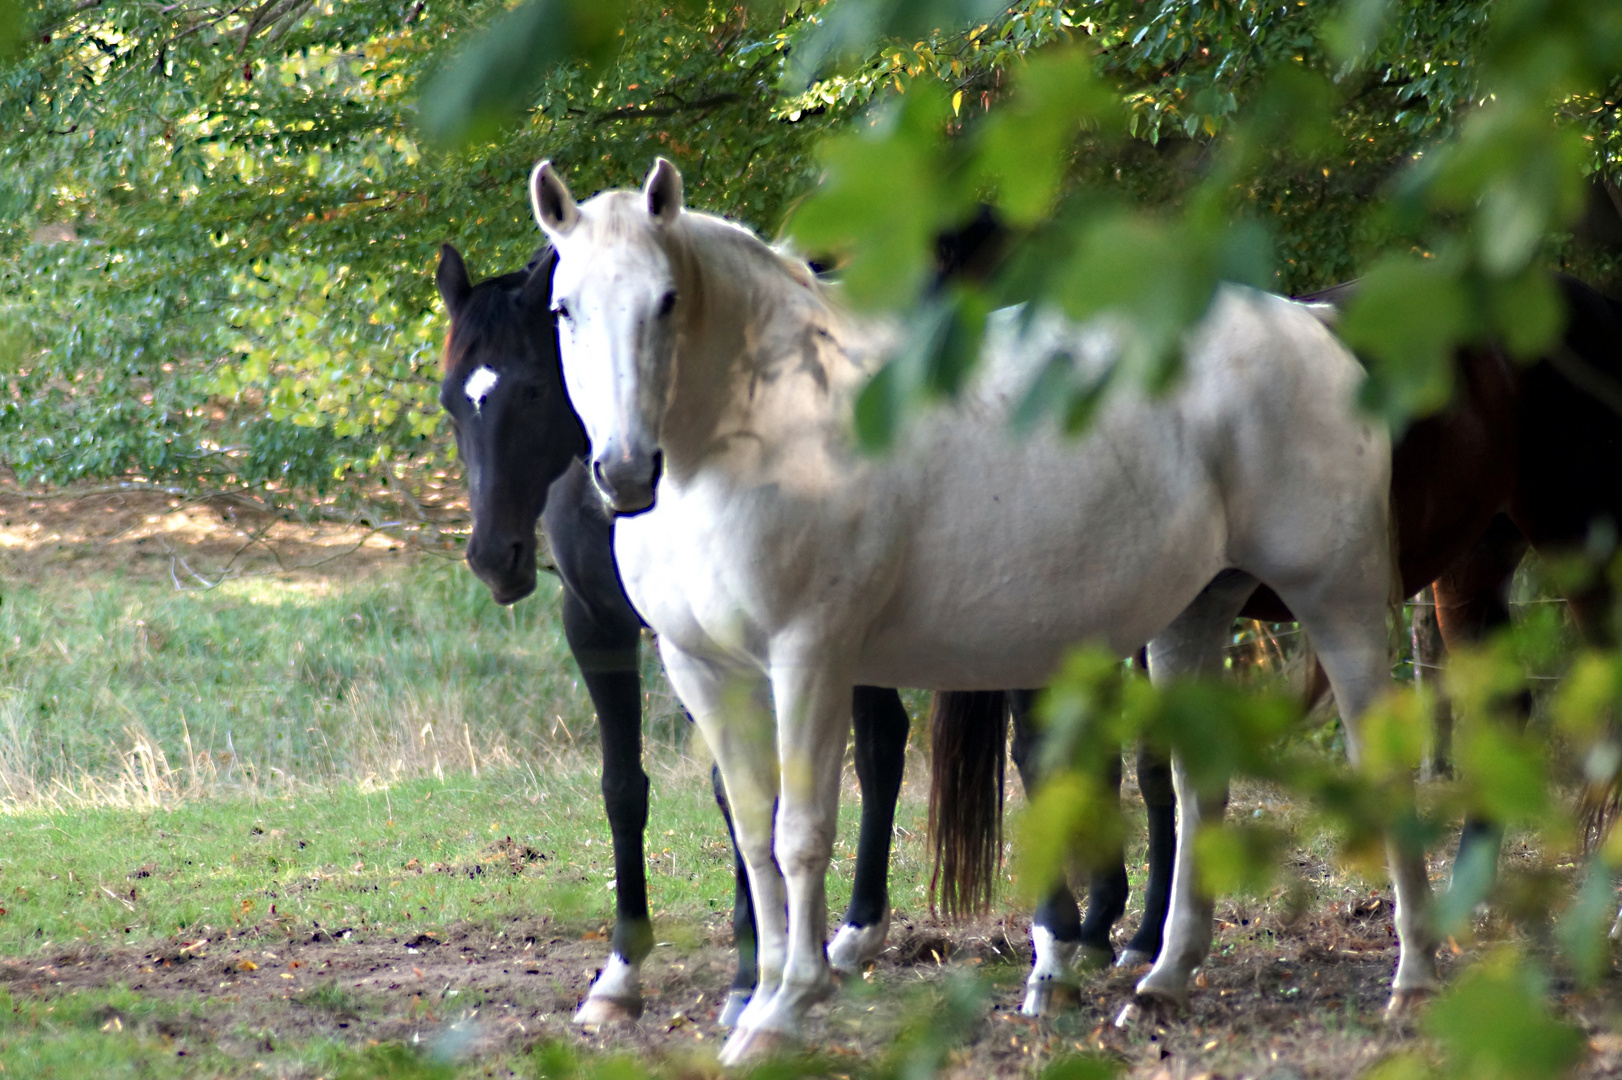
[437,244,585,605]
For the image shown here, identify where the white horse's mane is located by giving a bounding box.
[590,192,823,295]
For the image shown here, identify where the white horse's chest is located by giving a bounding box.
[613,472,904,666]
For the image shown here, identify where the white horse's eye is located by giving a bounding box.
[657,290,677,318]
[552,300,572,322]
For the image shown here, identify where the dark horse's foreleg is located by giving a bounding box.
[559,583,653,1025]
[711,763,758,1027]
[828,686,911,974]
[1433,516,1528,904]
[1118,741,1176,968]
[1010,689,1129,1016]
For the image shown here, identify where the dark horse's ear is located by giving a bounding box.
[437,244,472,316]
[519,246,556,308]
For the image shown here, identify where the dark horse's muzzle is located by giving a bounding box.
[466,524,539,605]
[592,444,664,515]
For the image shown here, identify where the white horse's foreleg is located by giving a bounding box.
[1310,614,1439,1009]
[727,654,852,1061]
[657,647,787,1036]
[1128,572,1254,1016]
[1130,756,1226,1012]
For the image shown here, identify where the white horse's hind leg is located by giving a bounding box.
[1307,610,1439,1010]
[1128,572,1255,1015]
[657,647,788,1042]
[723,652,852,1063]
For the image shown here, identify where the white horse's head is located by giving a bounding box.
[529,157,684,515]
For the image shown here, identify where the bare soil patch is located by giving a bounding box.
[6,895,1621,1078]
[0,478,469,585]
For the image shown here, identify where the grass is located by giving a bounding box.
[0,766,933,958]
[0,557,694,806]
[0,550,943,954]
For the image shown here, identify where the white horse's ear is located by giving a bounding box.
[531,161,579,238]
[643,157,683,226]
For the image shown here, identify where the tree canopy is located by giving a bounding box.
[2,0,1618,503]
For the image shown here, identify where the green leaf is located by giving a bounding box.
[1038,1053,1125,1080]
[1321,0,1393,67]
[417,0,633,149]
[790,83,961,310]
[1340,256,1472,428]
[1484,268,1566,360]
[854,362,902,452]
[1556,861,1615,988]
[1195,822,1287,897]
[1423,950,1584,1080]
[975,47,1118,225]
[1012,769,1126,903]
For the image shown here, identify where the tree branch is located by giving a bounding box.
[591,92,742,124]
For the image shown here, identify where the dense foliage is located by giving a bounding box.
[5,0,1619,507]
[0,0,840,511]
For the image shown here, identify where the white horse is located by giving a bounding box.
[530,157,1437,1063]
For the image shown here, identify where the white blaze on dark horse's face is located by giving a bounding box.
[530,158,684,514]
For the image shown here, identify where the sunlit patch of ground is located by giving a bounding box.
[0,474,470,587]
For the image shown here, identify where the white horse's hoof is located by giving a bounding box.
[1385,987,1436,1019]
[718,1025,799,1065]
[1115,947,1155,970]
[716,989,750,1029]
[573,994,642,1025]
[827,915,889,976]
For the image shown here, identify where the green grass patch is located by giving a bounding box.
[0,557,693,803]
[0,765,935,958]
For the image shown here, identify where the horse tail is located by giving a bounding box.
[1580,786,1621,854]
[928,690,1008,920]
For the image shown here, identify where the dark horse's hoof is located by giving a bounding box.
[1076,943,1115,972]
[716,989,750,1029]
[574,994,643,1026]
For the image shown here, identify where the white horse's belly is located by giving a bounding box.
[851,428,1229,688]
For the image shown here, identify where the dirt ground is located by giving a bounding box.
[0,477,468,586]
[4,889,1621,1079]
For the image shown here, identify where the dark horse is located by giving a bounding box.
[435,244,914,1026]
[931,270,1622,1015]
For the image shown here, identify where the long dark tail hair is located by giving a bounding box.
[928,690,1008,919]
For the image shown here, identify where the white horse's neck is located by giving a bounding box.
[658,214,877,488]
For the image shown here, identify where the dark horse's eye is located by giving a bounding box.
[657,290,677,317]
